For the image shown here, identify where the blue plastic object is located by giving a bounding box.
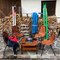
[32,12,38,34]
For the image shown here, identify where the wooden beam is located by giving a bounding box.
[42,0,56,1]
[19,0,22,17]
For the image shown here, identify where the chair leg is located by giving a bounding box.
[50,45,56,56]
[3,45,7,58]
[21,50,23,54]
[41,45,45,56]
[36,48,38,54]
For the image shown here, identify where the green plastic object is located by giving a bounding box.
[43,2,49,39]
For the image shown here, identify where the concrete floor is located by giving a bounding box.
[2,47,60,59]
[0,36,60,60]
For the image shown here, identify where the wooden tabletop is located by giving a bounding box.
[21,41,38,46]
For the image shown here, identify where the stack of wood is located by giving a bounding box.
[19,17,31,25]
[38,16,58,35]
[0,14,57,36]
[2,14,21,35]
[38,16,57,27]
[20,17,31,38]
[48,16,57,26]
[0,19,3,34]
[38,18,43,26]
[3,16,12,35]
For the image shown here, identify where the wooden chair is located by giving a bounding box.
[41,32,56,56]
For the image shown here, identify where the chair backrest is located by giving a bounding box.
[39,26,46,37]
[12,26,19,34]
[2,31,9,44]
[39,26,45,33]
[49,32,55,42]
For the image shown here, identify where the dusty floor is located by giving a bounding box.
[0,36,60,60]
[2,47,60,59]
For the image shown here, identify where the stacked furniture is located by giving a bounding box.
[20,24,30,38]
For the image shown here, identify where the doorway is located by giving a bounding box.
[41,1,56,17]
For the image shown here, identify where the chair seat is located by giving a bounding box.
[41,39,54,45]
[35,33,45,38]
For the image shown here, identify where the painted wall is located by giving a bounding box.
[21,0,41,17]
[56,0,60,23]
